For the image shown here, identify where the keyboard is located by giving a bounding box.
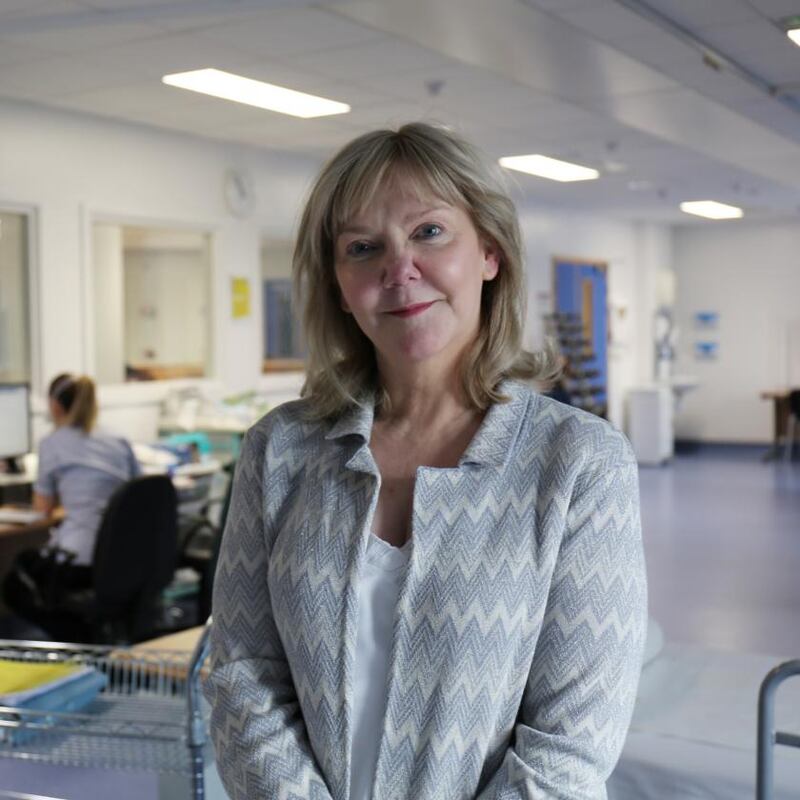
[0,507,46,525]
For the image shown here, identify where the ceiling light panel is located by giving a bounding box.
[162,68,350,118]
[679,200,743,220]
[498,154,599,182]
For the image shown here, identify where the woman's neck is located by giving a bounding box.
[377,362,474,430]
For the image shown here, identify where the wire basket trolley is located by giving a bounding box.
[0,625,212,800]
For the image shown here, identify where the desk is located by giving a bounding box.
[760,389,791,461]
[0,471,35,488]
[0,508,62,614]
[158,416,248,459]
[0,468,35,505]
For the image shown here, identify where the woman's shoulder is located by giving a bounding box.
[243,397,329,454]
[39,424,82,452]
[89,428,134,452]
[512,383,634,471]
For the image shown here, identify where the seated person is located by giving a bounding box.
[3,373,140,636]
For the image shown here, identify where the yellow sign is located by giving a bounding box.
[231,277,251,319]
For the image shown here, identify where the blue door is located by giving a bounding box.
[554,260,608,413]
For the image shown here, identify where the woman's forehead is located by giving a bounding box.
[335,168,463,230]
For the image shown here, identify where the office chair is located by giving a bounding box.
[785,389,800,463]
[60,475,179,644]
[179,459,236,622]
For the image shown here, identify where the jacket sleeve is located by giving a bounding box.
[476,456,647,799]
[203,424,334,800]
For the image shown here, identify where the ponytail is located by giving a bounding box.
[49,373,98,433]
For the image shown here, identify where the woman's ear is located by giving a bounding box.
[482,246,500,281]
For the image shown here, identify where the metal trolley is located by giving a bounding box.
[757,659,800,800]
[0,625,212,800]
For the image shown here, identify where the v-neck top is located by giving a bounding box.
[349,532,412,800]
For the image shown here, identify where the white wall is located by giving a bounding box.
[519,207,672,431]
[0,98,318,442]
[1,97,669,443]
[123,247,210,368]
[0,211,30,381]
[672,219,800,444]
[92,223,125,384]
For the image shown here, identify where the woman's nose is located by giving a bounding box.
[382,244,420,287]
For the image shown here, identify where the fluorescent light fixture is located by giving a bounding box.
[788,28,800,46]
[679,200,743,220]
[162,68,350,118]
[498,154,599,182]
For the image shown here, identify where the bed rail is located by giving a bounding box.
[756,658,800,800]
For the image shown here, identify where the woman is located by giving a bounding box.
[206,123,647,800]
[3,374,140,631]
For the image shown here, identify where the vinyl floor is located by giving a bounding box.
[639,445,800,656]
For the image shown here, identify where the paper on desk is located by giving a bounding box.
[0,660,94,706]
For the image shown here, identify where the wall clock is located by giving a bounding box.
[223,168,256,219]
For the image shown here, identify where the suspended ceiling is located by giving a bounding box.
[1,0,800,222]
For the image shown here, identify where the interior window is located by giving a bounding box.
[261,239,304,372]
[0,211,31,383]
[92,223,212,383]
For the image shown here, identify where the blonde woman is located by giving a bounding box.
[206,123,647,800]
[3,373,140,635]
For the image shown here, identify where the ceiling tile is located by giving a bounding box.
[296,38,453,83]
[557,4,663,41]
[45,81,194,116]
[0,0,88,19]
[134,94,279,133]
[717,0,798,22]
[0,21,164,54]
[698,21,800,85]
[85,32,259,80]
[222,59,379,107]
[194,6,384,59]
[732,96,800,143]
[0,39,59,65]
[0,54,135,100]
[643,0,762,29]
[523,0,616,11]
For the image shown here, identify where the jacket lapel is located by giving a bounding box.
[323,398,381,799]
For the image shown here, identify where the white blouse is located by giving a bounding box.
[349,532,412,800]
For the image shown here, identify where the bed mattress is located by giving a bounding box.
[608,643,800,800]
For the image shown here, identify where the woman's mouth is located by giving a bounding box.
[387,301,436,318]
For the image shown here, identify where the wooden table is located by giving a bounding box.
[134,625,205,654]
[0,508,61,614]
[759,389,792,461]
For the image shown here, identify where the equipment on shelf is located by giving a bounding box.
[543,311,608,419]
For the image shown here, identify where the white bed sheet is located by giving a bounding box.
[608,643,800,800]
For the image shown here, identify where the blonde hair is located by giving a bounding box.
[49,373,98,433]
[293,122,558,419]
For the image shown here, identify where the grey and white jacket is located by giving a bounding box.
[205,380,647,800]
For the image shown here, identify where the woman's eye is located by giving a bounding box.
[416,223,442,239]
[346,240,374,257]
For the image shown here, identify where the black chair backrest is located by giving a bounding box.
[92,475,178,609]
[200,459,237,621]
[789,389,800,418]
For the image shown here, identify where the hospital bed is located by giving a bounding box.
[608,623,800,800]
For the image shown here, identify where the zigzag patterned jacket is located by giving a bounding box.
[205,380,647,800]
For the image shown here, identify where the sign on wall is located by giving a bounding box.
[231,277,251,319]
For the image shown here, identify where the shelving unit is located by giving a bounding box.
[544,311,608,418]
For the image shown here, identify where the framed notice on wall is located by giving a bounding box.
[231,277,251,319]
[263,278,305,371]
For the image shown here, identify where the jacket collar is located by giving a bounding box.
[324,379,530,468]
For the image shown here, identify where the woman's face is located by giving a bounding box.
[48,396,66,425]
[333,174,499,374]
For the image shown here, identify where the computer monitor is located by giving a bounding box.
[0,383,31,471]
